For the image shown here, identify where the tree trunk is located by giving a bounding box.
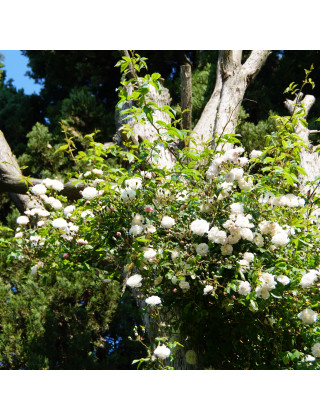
[284,94,320,216]
[193,50,271,151]
[0,130,37,212]
[284,94,320,192]
[181,63,192,131]
[115,78,177,169]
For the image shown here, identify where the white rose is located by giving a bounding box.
[238,281,251,296]
[126,274,143,288]
[311,342,320,358]
[203,285,214,295]
[161,216,175,229]
[154,345,171,360]
[52,218,68,230]
[81,187,98,200]
[145,295,161,306]
[31,183,47,196]
[196,243,209,257]
[298,308,318,324]
[16,215,29,225]
[190,219,210,236]
[143,248,157,262]
[277,275,290,285]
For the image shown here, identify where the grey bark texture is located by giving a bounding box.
[193,50,271,151]
[115,79,177,169]
[180,63,192,131]
[284,94,320,193]
[0,130,85,213]
[0,130,37,212]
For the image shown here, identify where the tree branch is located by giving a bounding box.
[0,174,84,200]
[242,50,271,80]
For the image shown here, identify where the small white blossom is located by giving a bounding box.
[37,209,50,217]
[92,168,103,175]
[64,205,76,217]
[238,177,253,191]
[81,210,94,219]
[52,218,68,230]
[145,295,161,306]
[171,250,180,261]
[206,165,219,180]
[208,227,227,244]
[154,345,171,360]
[221,244,233,255]
[311,342,320,358]
[255,285,270,300]
[299,308,318,324]
[179,280,190,290]
[81,187,98,200]
[203,285,214,295]
[243,252,254,263]
[16,216,29,225]
[300,271,318,288]
[120,188,136,202]
[253,233,264,247]
[190,219,210,236]
[228,234,241,245]
[196,243,209,257]
[239,157,249,167]
[30,265,38,277]
[250,150,263,159]
[144,224,156,234]
[129,224,144,236]
[51,199,63,210]
[31,183,47,196]
[125,177,142,190]
[127,274,143,288]
[230,203,244,215]
[240,228,254,242]
[132,214,144,226]
[50,180,64,191]
[238,281,251,296]
[230,168,244,181]
[161,216,175,229]
[271,232,290,247]
[277,275,290,285]
[143,248,157,262]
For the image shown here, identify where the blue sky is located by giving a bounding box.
[0,50,41,94]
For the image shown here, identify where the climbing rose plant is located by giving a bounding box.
[5,54,320,369]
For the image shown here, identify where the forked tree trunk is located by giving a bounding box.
[193,50,271,151]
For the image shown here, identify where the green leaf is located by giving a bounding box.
[55,144,69,154]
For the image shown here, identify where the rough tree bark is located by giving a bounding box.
[193,50,271,151]
[284,94,320,194]
[180,63,192,131]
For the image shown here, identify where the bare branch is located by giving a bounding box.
[242,50,271,79]
[0,174,84,200]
